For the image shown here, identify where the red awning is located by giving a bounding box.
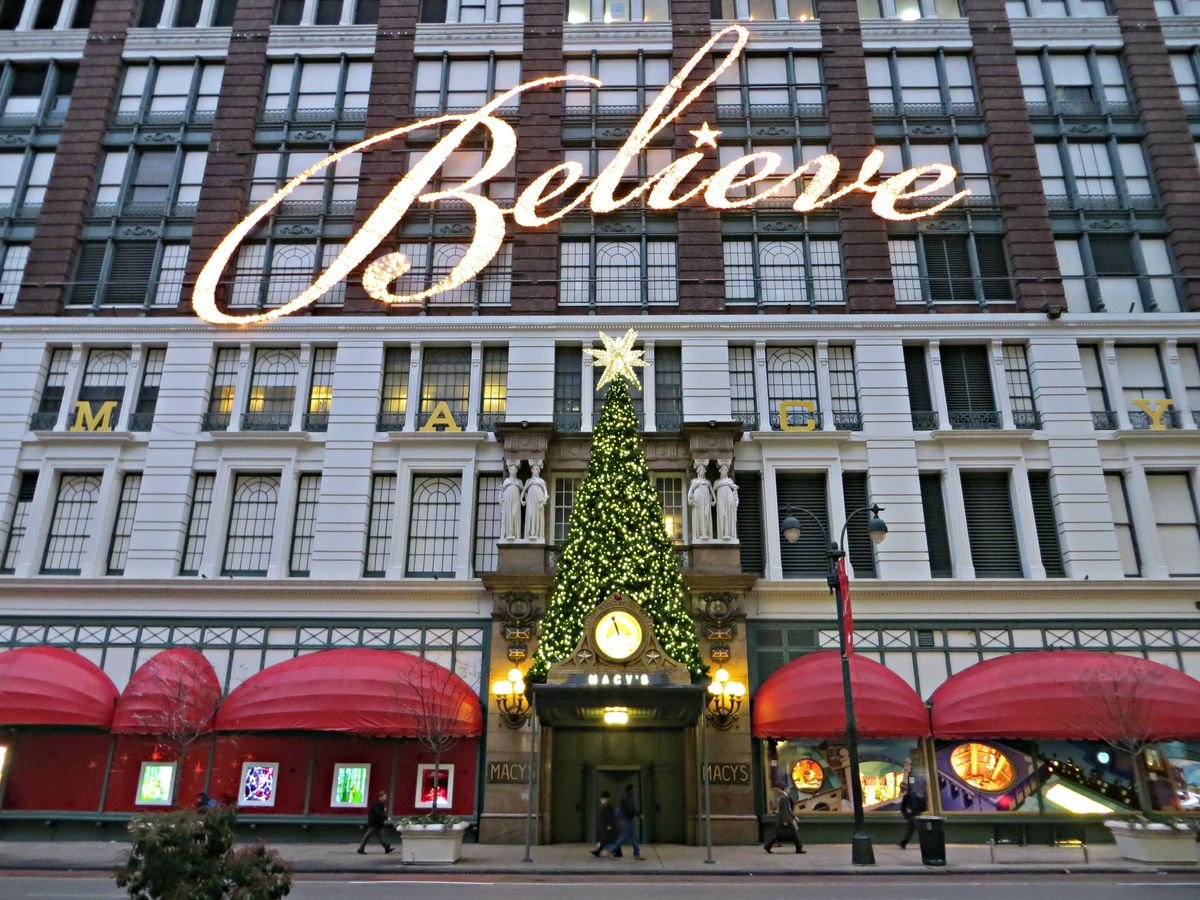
[752,651,931,739]
[0,646,119,728]
[112,648,222,735]
[215,648,482,738]
[930,650,1200,740]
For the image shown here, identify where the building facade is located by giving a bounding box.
[0,0,1199,844]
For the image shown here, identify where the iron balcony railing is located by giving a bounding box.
[128,412,154,432]
[241,412,293,431]
[833,411,862,431]
[376,413,405,432]
[29,411,58,430]
[733,411,758,432]
[1092,410,1119,430]
[554,412,582,433]
[1012,410,1043,430]
[1128,408,1182,430]
[911,410,939,430]
[302,412,329,432]
[948,410,1002,430]
[201,411,230,432]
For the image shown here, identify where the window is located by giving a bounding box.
[0,149,53,215]
[919,473,953,577]
[1170,53,1198,107]
[857,0,962,19]
[708,0,814,20]
[593,344,644,427]
[842,472,876,578]
[655,474,684,543]
[567,0,667,22]
[1079,345,1115,429]
[69,240,194,309]
[479,347,508,432]
[735,472,763,573]
[387,241,512,307]
[729,345,757,431]
[1105,472,1140,577]
[777,472,828,578]
[1018,53,1129,115]
[554,346,583,432]
[1,472,37,574]
[180,473,215,575]
[866,54,977,115]
[116,62,223,125]
[264,59,372,123]
[560,239,677,308]
[564,56,669,114]
[41,473,102,574]
[1027,471,1065,577]
[222,474,281,576]
[106,473,141,575]
[378,347,410,431]
[364,473,396,577]
[414,58,521,113]
[562,144,672,187]
[1036,141,1152,209]
[0,244,29,308]
[244,347,299,431]
[304,347,335,432]
[31,347,70,430]
[1055,235,1179,314]
[274,0,379,25]
[0,0,95,29]
[424,0,521,22]
[654,346,682,431]
[289,474,320,576]
[960,472,1022,577]
[95,149,205,215]
[723,238,844,309]
[889,234,1012,308]
[828,347,861,431]
[204,348,239,431]
[941,345,1000,429]
[879,141,992,203]
[0,62,75,125]
[1146,474,1200,577]
[128,348,166,433]
[406,475,461,577]
[1116,345,1179,429]
[473,474,502,574]
[1002,345,1040,429]
[904,345,937,429]
[75,348,130,431]
[553,475,582,544]
[1182,345,1200,429]
[419,348,471,430]
[766,347,818,430]
[135,0,236,27]
[227,240,347,311]
[249,148,359,216]
[714,52,823,118]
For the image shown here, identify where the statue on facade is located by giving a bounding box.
[500,461,523,542]
[715,461,739,542]
[521,461,548,543]
[687,459,715,542]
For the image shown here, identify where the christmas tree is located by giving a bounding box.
[532,331,704,679]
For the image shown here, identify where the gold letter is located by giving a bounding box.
[70,400,118,432]
[419,402,463,432]
[1132,398,1174,430]
[778,400,817,432]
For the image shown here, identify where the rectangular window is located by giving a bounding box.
[75,348,131,431]
[204,348,239,431]
[0,149,53,215]
[32,348,70,430]
[289,474,321,577]
[364,474,396,577]
[1079,344,1115,429]
[714,52,823,116]
[1027,471,1065,577]
[722,239,844,309]
[960,471,1022,578]
[842,472,876,578]
[249,149,360,215]
[41,473,103,575]
[729,345,757,431]
[1,63,75,125]
[1146,473,1200,577]
[1003,345,1040,429]
[414,57,521,112]
[1116,345,1176,429]
[264,59,372,122]
[106,472,142,575]
[1182,344,1200,429]
[777,472,828,578]
[941,345,1000,429]
[222,474,281,576]
[473,473,502,574]
[406,475,462,577]
[766,347,818,430]
[866,53,977,115]
[0,244,29,308]
[828,346,861,431]
[479,347,508,432]
[655,475,684,544]
[95,149,205,214]
[378,347,410,431]
[244,347,300,431]
[654,346,683,431]
[554,346,583,432]
[553,475,582,544]
[904,345,936,429]
[117,62,223,125]
[180,473,215,575]
[889,235,1012,307]
[735,472,763,574]
[129,347,166,433]
[564,55,670,112]
[419,348,471,430]
[1105,472,1140,577]
[560,239,678,307]
[305,347,335,432]
[919,473,953,578]
[1,472,37,574]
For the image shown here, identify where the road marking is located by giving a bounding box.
[347,881,498,885]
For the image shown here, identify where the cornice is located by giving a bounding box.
[1010,17,1124,48]
[266,24,376,54]
[709,18,821,49]
[1163,17,1200,46]
[123,26,231,57]
[415,23,522,53]
[0,29,86,59]
[860,19,973,50]
[563,22,673,51]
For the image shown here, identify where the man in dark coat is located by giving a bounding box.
[600,784,644,860]
[763,783,805,854]
[590,790,619,857]
[898,780,927,849]
[357,790,395,854]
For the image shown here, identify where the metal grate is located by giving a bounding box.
[221,474,281,576]
[41,473,102,575]
[406,476,461,577]
[180,474,215,576]
[1028,471,1065,577]
[920,473,953,578]
[777,472,829,578]
[364,474,396,577]
[288,474,321,577]
[842,472,876,578]
[106,473,142,575]
[941,345,999,428]
[736,472,763,574]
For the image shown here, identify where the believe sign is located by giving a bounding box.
[194,25,970,326]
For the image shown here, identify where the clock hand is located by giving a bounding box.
[609,614,622,637]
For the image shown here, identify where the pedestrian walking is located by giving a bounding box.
[898,779,927,849]
[763,782,805,854]
[600,784,644,860]
[590,790,619,857]
[357,790,395,854]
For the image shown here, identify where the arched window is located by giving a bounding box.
[406,476,462,577]
[222,474,281,576]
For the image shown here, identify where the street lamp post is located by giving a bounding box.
[779,503,888,867]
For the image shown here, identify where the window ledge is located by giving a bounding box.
[929,428,1038,440]
[744,429,856,443]
[382,429,490,442]
[29,429,137,443]
[1100,427,1199,441]
[200,429,314,444]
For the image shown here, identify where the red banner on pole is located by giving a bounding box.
[837,557,853,656]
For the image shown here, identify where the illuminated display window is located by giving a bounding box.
[791,758,824,792]
[767,739,922,814]
[238,762,279,807]
[415,763,455,809]
[331,763,371,808]
[950,742,1015,792]
[136,761,177,806]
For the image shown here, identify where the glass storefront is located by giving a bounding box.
[764,738,926,814]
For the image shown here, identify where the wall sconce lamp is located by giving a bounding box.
[705,668,746,730]
[491,667,531,728]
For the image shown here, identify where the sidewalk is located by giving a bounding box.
[0,838,1198,877]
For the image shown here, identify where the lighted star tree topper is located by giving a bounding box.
[532,330,704,679]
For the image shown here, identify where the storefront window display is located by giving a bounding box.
[1161,742,1200,811]
[415,763,454,809]
[765,739,925,813]
[135,761,176,806]
[330,763,371,808]
[238,761,279,807]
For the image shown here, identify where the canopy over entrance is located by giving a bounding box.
[532,682,707,728]
[930,649,1200,740]
[0,646,119,728]
[752,651,931,739]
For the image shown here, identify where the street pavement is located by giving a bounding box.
[0,838,1197,877]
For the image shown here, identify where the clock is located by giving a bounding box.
[594,611,644,662]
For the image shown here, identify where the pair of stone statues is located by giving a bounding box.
[688,460,739,543]
[500,460,547,543]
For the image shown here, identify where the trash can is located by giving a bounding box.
[915,815,946,866]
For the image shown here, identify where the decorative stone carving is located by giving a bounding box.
[688,459,715,542]
[715,461,739,542]
[521,461,548,543]
[499,462,523,542]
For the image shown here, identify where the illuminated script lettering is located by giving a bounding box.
[194,25,970,326]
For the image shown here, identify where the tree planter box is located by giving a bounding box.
[396,822,469,864]
[1106,820,1197,865]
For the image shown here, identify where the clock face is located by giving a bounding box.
[594,611,644,662]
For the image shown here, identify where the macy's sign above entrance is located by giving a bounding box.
[193,25,970,326]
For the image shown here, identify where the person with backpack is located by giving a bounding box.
[600,784,644,860]
[763,782,805,854]
[898,779,928,849]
